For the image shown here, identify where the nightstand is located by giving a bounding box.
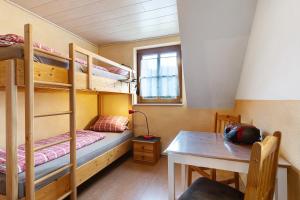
[132,136,161,164]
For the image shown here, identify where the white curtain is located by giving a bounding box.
[140,52,179,99]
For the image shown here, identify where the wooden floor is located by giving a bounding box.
[78,154,243,200]
[78,154,182,200]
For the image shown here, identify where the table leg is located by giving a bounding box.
[181,164,188,192]
[168,156,175,200]
[276,167,288,200]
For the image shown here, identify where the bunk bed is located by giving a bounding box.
[0,32,136,93]
[0,24,134,200]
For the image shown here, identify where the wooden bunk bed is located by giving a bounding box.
[0,34,135,94]
[0,24,134,200]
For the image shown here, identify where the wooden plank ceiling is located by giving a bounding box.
[10,0,179,45]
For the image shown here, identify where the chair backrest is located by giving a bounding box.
[244,132,281,200]
[214,113,241,133]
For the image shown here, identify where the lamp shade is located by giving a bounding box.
[128,109,152,139]
[128,109,136,114]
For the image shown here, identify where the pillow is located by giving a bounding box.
[0,34,24,44]
[90,116,128,132]
[105,66,129,76]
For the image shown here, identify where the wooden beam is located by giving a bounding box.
[69,43,77,200]
[87,55,93,90]
[24,23,35,200]
[5,59,18,200]
[34,48,71,61]
[34,164,72,185]
[34,138,71,152]
[34,81,72,89]
[97,94,102,116]
[57,191,72,200]
[34,111,72,118]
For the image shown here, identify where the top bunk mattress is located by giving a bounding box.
[0,34,131,79]
[0,130,133,198]
[0,44,69,68]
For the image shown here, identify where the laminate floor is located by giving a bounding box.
[78,154,242,200]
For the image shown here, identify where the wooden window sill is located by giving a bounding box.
[133,103,184,106]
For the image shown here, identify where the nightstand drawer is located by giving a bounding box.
[133,142,154,152]
[134,151,154,162]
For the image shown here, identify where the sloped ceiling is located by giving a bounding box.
[9,0,179,45]
[177,0,257,108]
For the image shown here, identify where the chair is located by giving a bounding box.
[187,113,241,189]
[179,132,282,200]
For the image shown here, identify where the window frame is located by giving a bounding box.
[136,44,182,104]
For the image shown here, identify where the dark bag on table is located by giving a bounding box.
[224,123,261,144]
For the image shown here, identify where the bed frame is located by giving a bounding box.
[0,24,133,200]
[0,37,135,94]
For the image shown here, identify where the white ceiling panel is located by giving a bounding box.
[9,0,179,45]
[71,5,177,32]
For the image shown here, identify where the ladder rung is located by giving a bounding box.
[34,138,71,152]
[57,191,72,200]
[34,111,72,118]
[34,164,72,185]
[34,81,72,89]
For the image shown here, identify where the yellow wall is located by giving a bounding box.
[0,90,134,148]
[98,93,133,129]
[0,90,98,148]
[234,100,300,200]
[0,0,100,148]
[99,93,132,117]
[0,1,97,54]
[99,36,233,150]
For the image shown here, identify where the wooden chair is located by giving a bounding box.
[179,132,282,200]
[187,113,241,189]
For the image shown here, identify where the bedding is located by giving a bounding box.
[0,34,130,78]
[90,116,129,132]
[0,130,105,174]
[0,130,133,198]
[0,45,129,81]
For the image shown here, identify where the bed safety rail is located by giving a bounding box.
[72,45,134,90]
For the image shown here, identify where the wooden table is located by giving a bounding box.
[165,131,291,200]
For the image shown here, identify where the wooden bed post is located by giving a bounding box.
[6,59,18,200]
[97,94,102,116]
[24,24,35,200]
[87,55,93,90]
[69,43,77,200]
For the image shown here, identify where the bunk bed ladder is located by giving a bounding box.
[24,24,77,200]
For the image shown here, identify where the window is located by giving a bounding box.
[137,45,182,104]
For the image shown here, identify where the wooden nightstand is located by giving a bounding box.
[132,136,161,164]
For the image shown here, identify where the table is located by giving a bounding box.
[165,131,291,200]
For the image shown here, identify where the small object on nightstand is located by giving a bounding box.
[132,136,161,164]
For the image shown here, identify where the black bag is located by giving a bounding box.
[224,123,261,144]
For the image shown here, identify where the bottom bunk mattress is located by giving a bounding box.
[0,130,133,198]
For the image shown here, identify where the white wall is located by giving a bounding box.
[177,0,257,108]
[236,0,300,100]
[235,1,300,198]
